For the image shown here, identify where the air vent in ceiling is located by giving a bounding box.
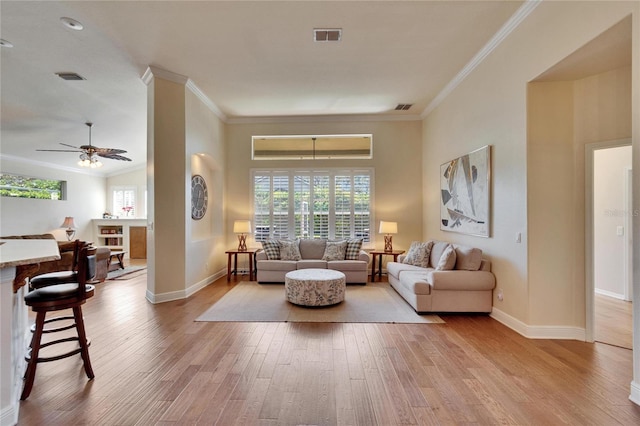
[314,28,342,42]
[395,104,413,111]
[56,72,86,81]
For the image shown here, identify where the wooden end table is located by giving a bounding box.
[369,250,405,282]
[226,249,257,281]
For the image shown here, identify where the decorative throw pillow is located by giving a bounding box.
[402,241,433,268]
[261,239,280,260]
[345,238,363,260]
[454,245,483,271]
[435,244,457,271]
[279,239,302,261]
[322,240,348,261]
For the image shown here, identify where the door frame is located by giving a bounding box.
[585,138,632,342]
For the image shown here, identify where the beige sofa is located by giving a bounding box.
[387,240,496,313]
[256,239,370,284]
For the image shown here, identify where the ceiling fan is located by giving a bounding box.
[37,122,132,168]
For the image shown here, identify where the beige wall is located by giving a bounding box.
[225,120,423,254]
[185,89,226,287]
[423,1,638,331]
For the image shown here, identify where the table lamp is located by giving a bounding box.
[60,216,77,241]
[379,220,397,252]
[233,220,252,251]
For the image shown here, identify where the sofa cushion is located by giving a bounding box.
[279,239,302,261]
[262,239,281,260]
[429,241,450,268]
[435,244,457,271]
[299,239,326,259]
[322,240,347,261]
[345,238,363,260]
[454,245,483,271]
[387,261,427,278]
[327,260,368,271]
[256,260,297,272]
[297,260,328,269]
[398,271,432,295]
[403,241,433,268]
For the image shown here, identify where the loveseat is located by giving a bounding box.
[387,240,496,313]
[256,238,370,284]
[1,234,110,290]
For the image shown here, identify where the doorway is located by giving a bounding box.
[586,141,632,348]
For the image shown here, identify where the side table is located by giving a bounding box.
[369,250,405,282]
[225,249,257,282]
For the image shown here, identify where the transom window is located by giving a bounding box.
[252,169,373,243]
[0,173,65,200]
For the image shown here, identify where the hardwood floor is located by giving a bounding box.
[18,272,640,425]
[595,293,633,349]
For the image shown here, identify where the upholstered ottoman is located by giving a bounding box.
[284,268,346,306]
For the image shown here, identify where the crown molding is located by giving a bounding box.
[226,113,423,125]
[421,0,542,119]
[142,66,227,122]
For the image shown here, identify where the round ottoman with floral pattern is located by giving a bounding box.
[284,269,346,306]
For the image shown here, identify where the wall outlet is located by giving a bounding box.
[497,288,504,301]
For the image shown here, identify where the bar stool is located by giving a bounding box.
[21,245,97,400]
[29,240,88,290]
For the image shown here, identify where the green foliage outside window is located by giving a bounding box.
[0,173,65,200]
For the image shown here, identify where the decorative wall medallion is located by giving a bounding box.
[191,174,208,220]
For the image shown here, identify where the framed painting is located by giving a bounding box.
[440,145,491,237]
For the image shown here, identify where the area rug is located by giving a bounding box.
[196,281,444,324]
[107,266,147,280]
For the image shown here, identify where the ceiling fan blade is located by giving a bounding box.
[98,153,132,161]
[59,143,81,149]
[36,149,83,152]
[92,147,128,155]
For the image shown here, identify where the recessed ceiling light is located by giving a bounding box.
[0,39,14,48]
[60,17,83,31]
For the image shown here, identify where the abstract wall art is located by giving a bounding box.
[440,145,491,237]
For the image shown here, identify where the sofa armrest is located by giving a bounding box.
[428,270,496,291]
[255,249,267,261]
[357,250,370,263]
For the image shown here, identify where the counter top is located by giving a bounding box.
[0,239,60,269]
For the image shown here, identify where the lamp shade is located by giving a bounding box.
[233,220,252,234]
[378,221,397,234]
[60,217,76,229]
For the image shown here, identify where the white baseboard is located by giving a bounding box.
[595,288,627,301]
[146,269,226,304]
[0,405,18,426]
[630,381,640,406]
[490,307,586,340]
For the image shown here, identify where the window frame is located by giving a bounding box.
[251,168,375,247]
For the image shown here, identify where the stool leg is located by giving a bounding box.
[73,306,94,379]
[21,311,45,400]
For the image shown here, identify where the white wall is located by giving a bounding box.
[594,145,632,298]
[106,166,147,218]
[0,157,106,240]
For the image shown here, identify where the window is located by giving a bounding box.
[252,134,373,160]
[112,186,136,217]
[252,169,373,243]
[0,173,66,200]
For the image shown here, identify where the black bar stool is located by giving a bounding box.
[21,245,97,400]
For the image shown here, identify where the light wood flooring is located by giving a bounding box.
[595,293,633,349]
[18,271,640,425]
